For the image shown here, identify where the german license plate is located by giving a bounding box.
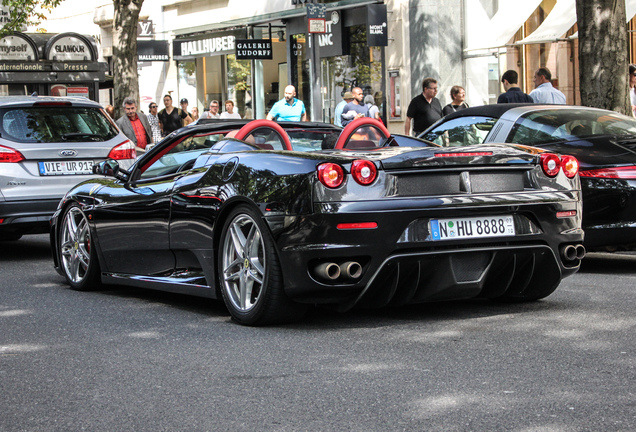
[38,160,94,176]
[430,215,515,241]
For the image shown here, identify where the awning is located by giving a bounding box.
[516,0,576,45]
[464,0,542,52]
[518,0,636,45]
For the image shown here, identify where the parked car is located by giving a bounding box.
[51,118,583,325]
[420,104,636,251]
[0,95,136,241]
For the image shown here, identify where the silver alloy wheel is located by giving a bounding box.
[221,213,266,311]
[60,207,91,284]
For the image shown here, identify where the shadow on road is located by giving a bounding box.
[578,252,636,275]
[0,234,51,261]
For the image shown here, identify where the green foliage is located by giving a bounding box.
[0,0,63,36]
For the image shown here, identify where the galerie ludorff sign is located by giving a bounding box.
[235,39,273,60]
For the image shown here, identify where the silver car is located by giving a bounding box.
[0,95,136,241]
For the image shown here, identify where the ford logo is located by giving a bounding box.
[60,150,77,157]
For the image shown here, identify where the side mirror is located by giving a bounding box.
[93,159,128,181]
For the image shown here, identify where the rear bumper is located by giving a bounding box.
[271,197,584,307]
[0,198,60,235]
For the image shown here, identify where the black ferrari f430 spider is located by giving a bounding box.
[51,118,584,325]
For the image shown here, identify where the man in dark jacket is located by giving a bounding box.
[116,97,153,154]
[498,70,534,104]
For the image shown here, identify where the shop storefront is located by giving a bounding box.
[0,32,107,101]
[171,1,387,123]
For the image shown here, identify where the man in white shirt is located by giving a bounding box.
[202,100,221,119]
[529,67,567,104]
[334,91,353,127]
[220,100,241,119]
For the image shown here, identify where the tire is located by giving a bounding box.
[218,205,306,326]
[58,204,102,291]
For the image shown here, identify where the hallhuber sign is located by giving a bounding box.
[235,39,272,60]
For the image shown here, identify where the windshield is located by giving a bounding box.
[509,109,636,145]
[0,107,119,143]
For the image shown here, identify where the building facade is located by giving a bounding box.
[16,0,636,134]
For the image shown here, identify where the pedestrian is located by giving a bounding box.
[220,100,242,119]
[116,97,153,154]
[179,98,193,125]
[191,107,200,122]
[405,78,442,136]
[201,100,221,119]
[364,94,381,121]
[442,86,469,116]
[498,70,534,104]
[629,65,636,116]
[104,104,114,118]
[334,91,353,127]
[267,85,307,121]
[529,67,566,104]
[244,101,253,119]
[340,87,367,126]
[147,101,162,145]
[158,94,191,136]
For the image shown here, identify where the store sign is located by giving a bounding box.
[0,62,47,71]
[173,33,239,60]
[235,39,272,60]
[367,4,388,47]
[138,40,169,62]
[307,3,326,34]
[0,34,37,61]
[0,6,12,29]
[67,87,89,98]
[48,36,92,61]
[137,20,153,38]
[318,11,344,58]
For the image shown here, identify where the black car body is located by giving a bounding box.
[51,118,584,325]
[420,104,636,251]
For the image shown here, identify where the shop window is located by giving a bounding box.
[177,61,197,113]
[226,54,252,119]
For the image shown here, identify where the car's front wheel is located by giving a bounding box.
[218,205,306,325]
[58,204,101,291]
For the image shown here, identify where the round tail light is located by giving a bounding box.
[561,155,579,178]
[317,163,344,188]
[540,153,561,177]
[351,160,377,185]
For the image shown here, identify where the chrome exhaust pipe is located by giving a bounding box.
[576,244,586,260]
[561,245,577,262]
[314,262,340,281]
[339,261,362,281]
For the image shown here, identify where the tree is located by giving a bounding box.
[111,0,144,119]
[576,0,630,115]
[0,0,62,35]
[0,0,144,119]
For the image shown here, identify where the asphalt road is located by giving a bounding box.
[1,234,635,431]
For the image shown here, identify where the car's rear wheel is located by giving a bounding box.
[59,204,101,291]
[219,205,306,325]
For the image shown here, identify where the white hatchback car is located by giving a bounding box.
[0,95,136,241]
